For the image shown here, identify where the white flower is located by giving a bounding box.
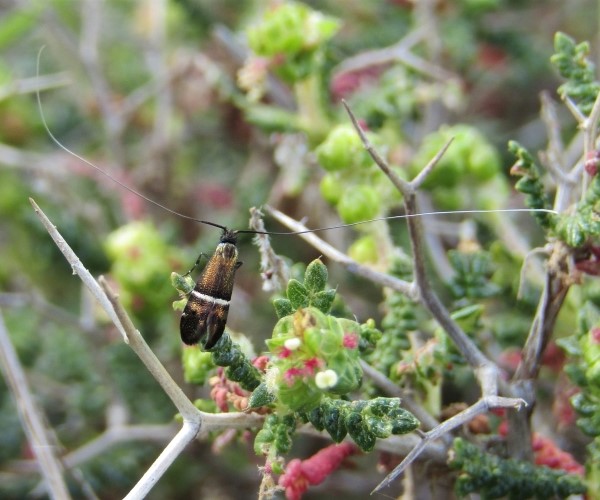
[315,369,338,389]
[284,338,302,351]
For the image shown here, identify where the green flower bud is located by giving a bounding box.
[247,4,306,57]
[468,142,500,182]
[348,235,379,264]
[320,173,344,204]
[336,185,381,224]
[266,315,296,351]
[326,354,362,394]
[316,124,368,172]
[247,2,340,57]
[106,222,184,320]
[303,316,343,356]
[411,124,498,189]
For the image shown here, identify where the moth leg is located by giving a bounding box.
[183,252,208,277]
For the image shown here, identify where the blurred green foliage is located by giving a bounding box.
[0,0,598,498]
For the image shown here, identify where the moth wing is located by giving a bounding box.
[180,300,229,349]
[180,305,205,345]
[203,305,229,350]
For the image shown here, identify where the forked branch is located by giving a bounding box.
[342,101,494,372]
[29,198,264,499]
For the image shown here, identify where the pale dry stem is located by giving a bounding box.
[30,198,265,499]
[0,311,71,499]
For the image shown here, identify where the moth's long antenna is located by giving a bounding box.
[238,208,559,236]
[35,46,228,233]
[36,47,560,238]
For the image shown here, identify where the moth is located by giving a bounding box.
[179,229,241,349]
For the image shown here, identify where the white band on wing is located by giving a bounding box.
[191,290,230,307]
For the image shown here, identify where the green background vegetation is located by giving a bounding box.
[0,1,598,498]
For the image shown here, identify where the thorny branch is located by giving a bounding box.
[29,198,266,498]
[332,25,458,83]
[0,71,70,101]
[8,424,177,474]
[505,87,600,460]
[267,101,534,491]
[342,100,532,488]
[29,198,129,344]
[343,100,495,373]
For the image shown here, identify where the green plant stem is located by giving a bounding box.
[294,75,331,141]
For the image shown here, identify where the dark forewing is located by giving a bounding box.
[203,305,229,349]
[180,298,229,348]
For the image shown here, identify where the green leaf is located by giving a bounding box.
[388,407,421,434]
[347,413,377,452]
[322,400,348,442]
[449,437,586,498]
[304,259,328,293]
[307,405,325,431]
[551,32,600,115]
[287,279,309,309]
[556,215,588,247]
[248,383,276,408]
[171,271,195,295]
[571,393,597,417]
[273,298,294,318]
[556,336,581,357]
[311,289,336,313]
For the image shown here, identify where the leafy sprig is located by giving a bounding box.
[508,140,556,231]
[305,397,420,452]
[551,32,600,115]
[449,438,586,498]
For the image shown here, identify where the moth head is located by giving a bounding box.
[220,229,238,245]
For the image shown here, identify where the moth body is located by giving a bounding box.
[180,229,242,349]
